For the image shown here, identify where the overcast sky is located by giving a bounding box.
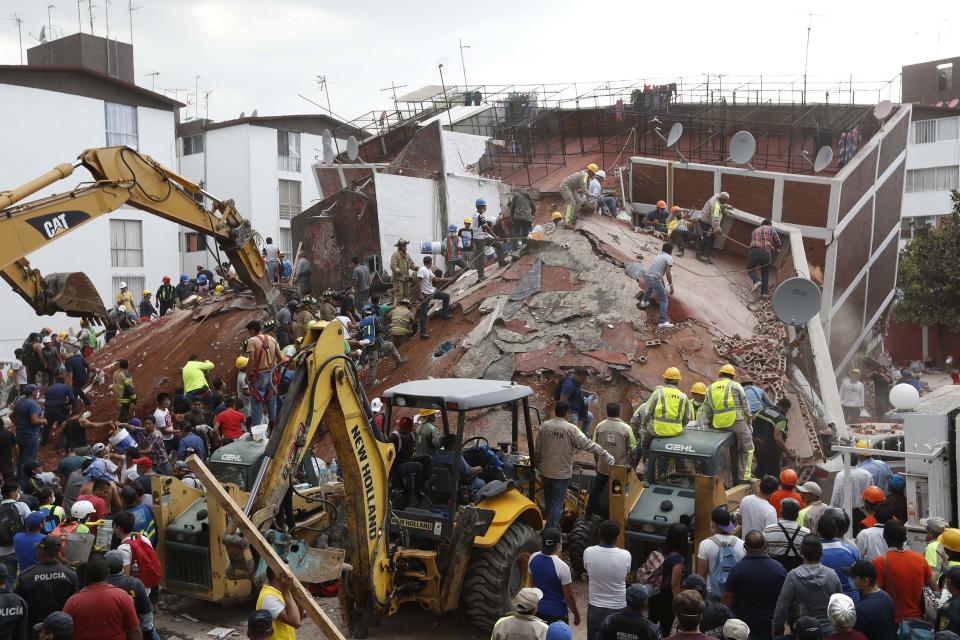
[1,0,958,124]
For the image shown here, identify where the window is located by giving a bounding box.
[279,228,292,255]
[906,166,960,192]
[182,134,204,156]
[112,275,145,299]
[105,102,138,149]
[937,63,953,93]
[911,117,959,144]
[277,130,301,172]
[110,219,143,267]
[183,232,207,253]
[278,179,301,220]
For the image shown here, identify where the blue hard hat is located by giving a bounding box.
[198,274,208,283]
[180,274,189,282]
[890,474,906,491]
[448,223,458,232]
[475,198,486,207]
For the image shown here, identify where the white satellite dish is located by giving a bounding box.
[813,145,834,172]
[321,129,335,165]
[666,123,683,147]
[772,277,822,326]
[346,136,359,161]
[729,131,757,166]
[873,100,894,121]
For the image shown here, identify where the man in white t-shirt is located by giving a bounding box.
[637,243,676,328]
[153,393,176,456]
[696,506,747,598]
[262,237,281,283]
[739,475,778,536]
[416,256,452,340]
[583,520,632,640]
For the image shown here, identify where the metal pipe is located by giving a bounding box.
[0,162,77,210]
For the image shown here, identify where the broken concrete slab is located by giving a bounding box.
[464,297,506,349]
[508,259,542,301]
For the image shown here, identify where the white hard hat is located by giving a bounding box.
[595,170,606,179]
[71,500,97,519]
[370,398,383,413]
[119,281,128,289]
[827,593,857,630]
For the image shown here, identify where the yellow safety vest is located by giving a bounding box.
[256,584,297,640]
[712,200,723,223]
[653,385,688,437]
[708,379,743,429]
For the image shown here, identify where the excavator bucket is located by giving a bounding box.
[43,272,110,321]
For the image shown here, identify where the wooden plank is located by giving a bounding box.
[186,455,347,640]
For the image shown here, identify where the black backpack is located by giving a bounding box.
[20,340,41,370]
[0,502,25,545]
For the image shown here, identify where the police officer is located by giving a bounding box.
[703,364,754,482]
[0,563,28,640]
[640,367,691,480]
[596,584,660,640]
[15,535,77,633]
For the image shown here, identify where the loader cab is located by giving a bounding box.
[380,379,542,544]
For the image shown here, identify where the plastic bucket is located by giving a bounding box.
[109,428,131,446]
[250,424,268,442]
[420,241,442,254]
[64,533,95,564]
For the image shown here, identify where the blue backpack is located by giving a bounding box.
[707,535,739,596]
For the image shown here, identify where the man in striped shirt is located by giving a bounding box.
[747,220,782,296]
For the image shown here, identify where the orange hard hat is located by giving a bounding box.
[656,200,667,208]
[863,485,885,504]
[779,469,798,486]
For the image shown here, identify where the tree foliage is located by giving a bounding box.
[893,190,960,332]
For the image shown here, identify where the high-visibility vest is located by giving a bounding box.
[708,379,743,429]
[256,585,297,640]
[652,385,688,437]
[712,200,723,223]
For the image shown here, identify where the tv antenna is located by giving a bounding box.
[459,38,471,90]
[653,122,688,163]
[8,14,24,64]
[380,81,407,111]
[316,75,341,157]
[772,277,822,326]
[801,13,826,106]
[727,131,757,169]
[800,145,835,173]
[128,1,141,44]
[145,70,158,90]
[203,89,213,120]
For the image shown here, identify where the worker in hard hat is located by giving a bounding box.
[115,281,138,325]
[642,200,669,233]
[156,276,175,316]
[689,382,708,429]
[139,290,158,320]
[390,238,418,303]
[509,189,537,250]
[855,435,892,492]
[666,207,694,257]
[558,163,598,227]
[588,170,618,218]
[702,364,754,482]
[639,367,692,480]
[770,468,805,517]
[458,217,475,268]
[235,356,251,419]
[551,211,563,225]
[854,485,887,537]
[386,298,416,345]
[696,191,730,263]
[441,223,468,277]
[317,290,338,321]
[752,396,796,478]
[471,198,508,281]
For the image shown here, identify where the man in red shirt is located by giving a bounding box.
[769,468,805,517]
[872,520,936,623]
[213,398,247,441]
[77,478,113,519]
[64,555,142,640]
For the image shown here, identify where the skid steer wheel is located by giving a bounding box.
[567,514,602,578]
[338,569,369,639]
[461,521,540,632]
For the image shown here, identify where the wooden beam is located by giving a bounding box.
[186,455,347,640]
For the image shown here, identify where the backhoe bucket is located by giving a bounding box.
[44,272,109,321]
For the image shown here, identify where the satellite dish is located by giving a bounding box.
[772,277,822,326]
[666,123,683,147]
[949,98,960,109]
[873,100,894,121]
[38,26,47,43]
[813,145,834,173]
[935,100,945,107]
[346,136,359,161]
[251,109,258,117]
[729,131,757,166]
[321,129,335,164]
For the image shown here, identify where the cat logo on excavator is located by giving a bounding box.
[25,211,91,240]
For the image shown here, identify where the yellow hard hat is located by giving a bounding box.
[235,356,248,369]
[941,528,960,552]
[663,367,682,381]
[552,211,563,221]
[142,289,152,296]
[463,217,473,224]
[215,284,224,294]
[58,331,67,338]
[719,364,737,377]
[419,408,439,417]
[691,382,707,395]
[586,163,599,173]
[195,296,204,303]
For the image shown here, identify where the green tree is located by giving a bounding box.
[893,190,960,361]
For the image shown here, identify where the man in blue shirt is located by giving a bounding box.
[817,512,861,602]
[177,424,207,461]
[742,377,774,414]
[559,367,594,434]
[723,530,787,640]
[847,559,896,640]
[42,376,77,448]
[14,385,46,490]
[855,445,892,494]
[121,486,157,545]
[13,511,46,572]
[529,528,580,625]
[63,346,91,406]
[431,434,484,493]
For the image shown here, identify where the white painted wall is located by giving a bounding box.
[0,83,179,354]
[903,120,960,219]
[374,173,439,269]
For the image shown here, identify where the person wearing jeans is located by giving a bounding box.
[746,220,781,296]
[638,243,676,329]
[536,400,615,529]
[417,256,452,339]
[244,320,281,427]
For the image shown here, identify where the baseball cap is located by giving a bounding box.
[38,535,62,552]
[625,583,652,608]
[132,456,153,468]
[682,574,708,596]
[92,442,108,454]
[25,511,45,530]
[711,505,735,533]
[513,587,543,613]
[34,612,73,636]
[546,621,572,640]
[723,619,750,640]
[793,615,823,640]
[842,559,877,581]
[541,527,562,550]
[105,550,125,574]
[798,481,822,497]
[248,609,274,636]
[922,516,950,535]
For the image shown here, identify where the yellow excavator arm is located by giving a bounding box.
[0,146,281,320]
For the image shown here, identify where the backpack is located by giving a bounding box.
[38,506,61,534]
[126,533,161,588]
[635,550,665,596]
[773,523,804,571]
[707,535,739,595]
[21,340,41,370]
[0,502,26,545]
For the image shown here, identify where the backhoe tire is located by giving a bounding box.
[567,514,601,578]
[462,521,540,632]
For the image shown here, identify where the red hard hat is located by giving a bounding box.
[656,200,667,208]
[863,485,885,504]
[779,469,798,486]
[162,275,171,283]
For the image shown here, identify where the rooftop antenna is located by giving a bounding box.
[203,89,213,120]
[77,0,82,33]
[194,75,201,120]
[47,4,54,38]
[104,0,110,38]
[438,62,453,127]
[128,0,140,44]
[772,276,822,326]
[801,12,826,106]
[380,81,407,112]
[316,75,341,156]
[87,0,95,35]
[145,70,158,90]
[9,14,24,64]
[728,131,757,170]
[459,37,471,90]
[653,122,688,163]
[800,145,834,173]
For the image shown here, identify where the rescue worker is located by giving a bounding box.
[358,306,406,386]
[441,224,467,277]
[139,290,157,319]
[559,163,598,227]
[509,189,537,249]
[752,397,795,478]
[640,367,691,480]
[853,485,886,537]
[386,299,416,344]
[472,198,507,281]
[156,276,175,316]
[696,191,730,263]
[551,211,563,226]
[458,217,475,268]
[276,300,295,347]
[414,409,442,458]
[111,359,136,421]
[689,382,708,428]
[390,238,418,302]
[667,207,693,256]
[317,291,338,321]
[586,403,637,519]
[770,468,805,517]
[292,300,316,341]
[702,364,754,482]
[174,274,193,303]
[115,281,137,324]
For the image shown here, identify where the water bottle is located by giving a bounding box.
[330,458,340,481]
[315,457,327,484]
